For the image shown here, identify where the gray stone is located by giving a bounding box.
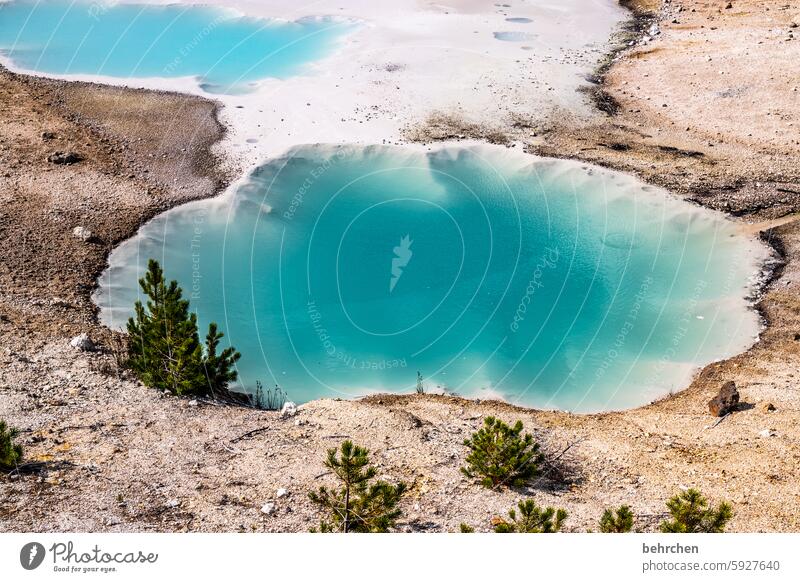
[280,401,298,418]
[69,333,95,352]
[72,226,93,242]
[47,151,83,165]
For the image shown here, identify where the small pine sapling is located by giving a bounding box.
[599,505,634,533]
[0,420,23,472]
[659,488,732,533]
[462,416,543,488]
[309,440,407,532]
[493,499,567,533]
[202,322,241,396]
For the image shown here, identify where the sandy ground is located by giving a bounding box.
[2,0,800,533]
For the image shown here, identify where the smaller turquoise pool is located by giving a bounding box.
[0,0,353,93]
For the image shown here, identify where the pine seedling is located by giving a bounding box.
[0,420,23,472]
[493,499,567,533]
[599,505,634,532]
[309,440,407,533]
[202,322,241,396]
[659,489,733,533]
[462,416,543,488]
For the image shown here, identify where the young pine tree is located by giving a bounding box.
[462,416,543,488]
[127,259,240,397]
[493,499,567,533]
[202,323,241,396]
[0,420,23,472]
[308,440,407,533]
[599,505,634,533]
[659,489,733,533]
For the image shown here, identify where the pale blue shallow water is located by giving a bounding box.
[96,145,766,412]
[0,0,352,93]
[494,31,537,42]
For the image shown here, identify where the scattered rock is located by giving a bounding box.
[276,488,288,498]
[260,502,276,515]
[72,226,93,242]
[708,380,739,416]
[69,333,95,352]
[758,429,776,438]
[40,131,57,140]
[188,399,198,407]
[280,401,298,418]
[49,297,71,308]
[165,499,180,508]
[47,151,83,165]
[763,402,776,412]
